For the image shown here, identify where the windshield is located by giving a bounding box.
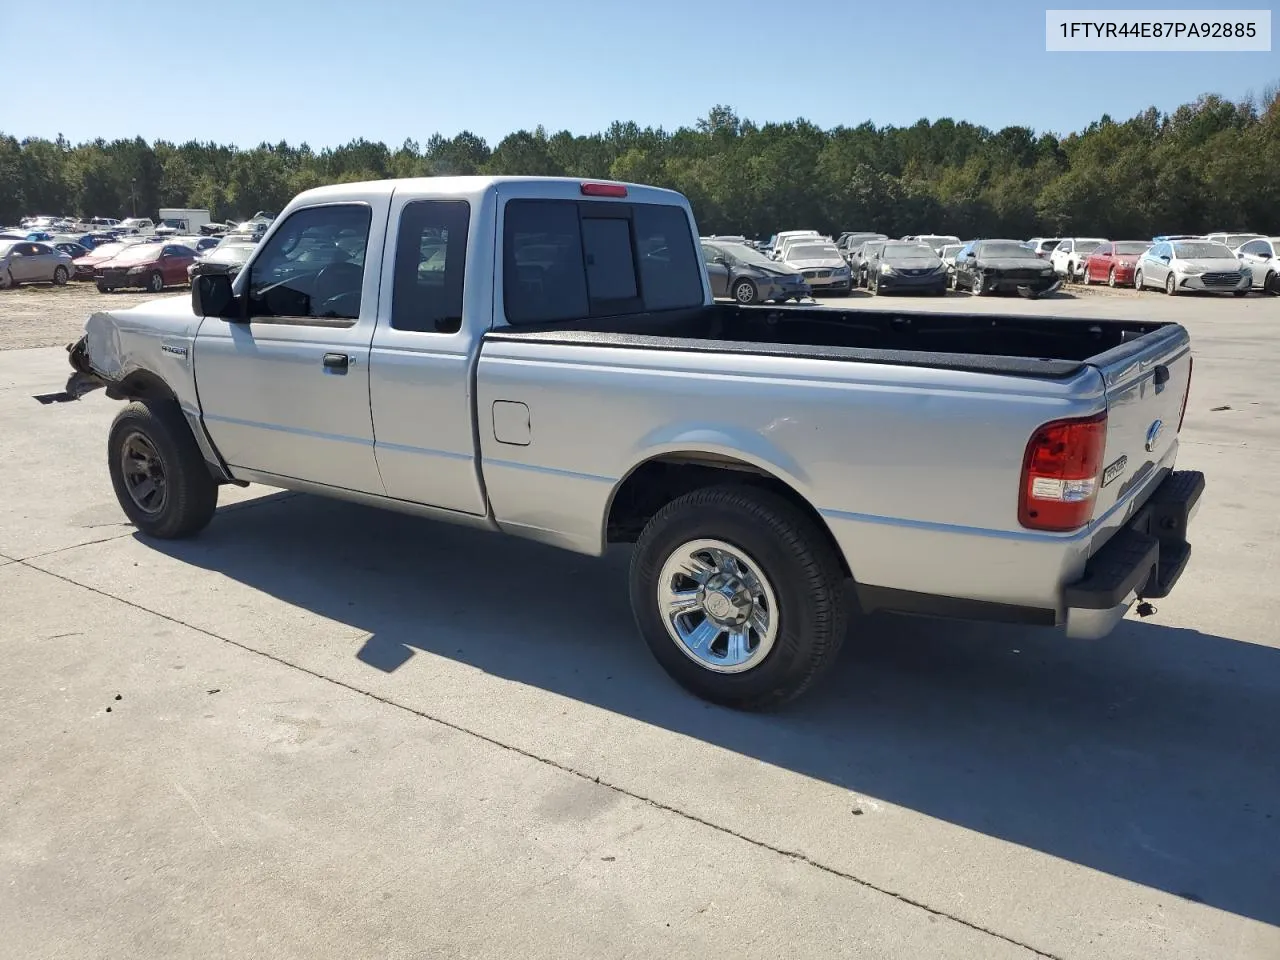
[86,242,125,259]
[206,242,255,263]
[978,241,1035,258]
[1113,242,1150,255]
[787,244,840,259]
[1222,234,1261,248]
[1073,240,1103,255]
[724,244,780,268]
[940,245,962,258]
[112,244,161,263]
[884,244,936,260]
[1173,241,1233,259]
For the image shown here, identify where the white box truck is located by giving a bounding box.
[155,208,212,237]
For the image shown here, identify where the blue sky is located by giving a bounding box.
[4,0,1275,148]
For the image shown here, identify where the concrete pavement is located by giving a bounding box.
[1,291,1278,959]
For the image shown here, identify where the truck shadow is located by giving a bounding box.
[145,491,1280,927]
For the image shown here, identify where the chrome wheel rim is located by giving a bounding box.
[120,431,168,515]
[656,538,778,674]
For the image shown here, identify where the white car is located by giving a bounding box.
[1050,238,1107,279]
[1234,237,1280,293]
[1204,231,1264,251]
[1025,237,1062,260]
[1135,239,1251,296]
[117,217,156,236]
[907,234,961,254]
[769,230,821,259]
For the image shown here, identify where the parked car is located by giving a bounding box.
[0,240,74,288]
[1081,241,1151,287]
[952,239,1059,297]
[1151,234,1200,242]
[779,240,853,294]
[938,243,965,275]
[1135,239,1251,296]
[905,234,961,255]
[850,239,886,287]
[72,241,129,280]
[95,242,196,292]
[1233,237,1280,294]
[836,232,887,257]
[775,234,832,263]
[1204,231,1264,250]
[770,230,822,259]
[1050,238,1107,279]
[1025,237,1062,259]
[55,241,91,261]
[65,175,1203,710]
[701,241,810,304]
[866,241,948,295]
[187,237,259,282]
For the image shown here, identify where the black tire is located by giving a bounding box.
[629,484,850,710]
[107,400,218,539]
[1232,289,1247,297]
[1134,269,1144,291]
[1266,271,1279,296]
[0,269,11,290]
[148,271,164,293]
[53,265,68,285]
[96,280,110,293]
[1165,273,1177,296]
[971,273,987,296]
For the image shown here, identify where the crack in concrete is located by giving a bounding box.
[19,555,1057,960]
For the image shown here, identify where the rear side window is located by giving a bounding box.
[503,199,702,325]
[392,199,470,333]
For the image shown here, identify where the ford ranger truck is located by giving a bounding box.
[65,176,1204,710]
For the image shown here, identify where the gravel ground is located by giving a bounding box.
[0,283,172,351]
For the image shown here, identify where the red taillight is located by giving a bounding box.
[1018,412,1108,531]
[1177,356,1193,433]
[580,181,627,198]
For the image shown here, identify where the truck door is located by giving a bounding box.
[192,200,388,495]
[367,195,487,515]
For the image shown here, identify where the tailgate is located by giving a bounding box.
[1089,324,1192,528]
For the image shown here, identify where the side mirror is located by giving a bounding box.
[713,256,728,266]
[1160,255,1171,262]
[192,273,238,319]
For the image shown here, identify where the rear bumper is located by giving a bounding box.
[1061,469,1204,636]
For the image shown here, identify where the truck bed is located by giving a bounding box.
[484,303,1172,379]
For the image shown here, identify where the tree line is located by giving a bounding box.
[2,86,1277,240]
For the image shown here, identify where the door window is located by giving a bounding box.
[247,204,372,321]
[391,199,470,334]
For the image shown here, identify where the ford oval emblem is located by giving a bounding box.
[1145,419,1164,452]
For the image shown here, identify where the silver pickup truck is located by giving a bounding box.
[65,176,1204,709]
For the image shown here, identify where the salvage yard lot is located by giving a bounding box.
[1,286,1277,959]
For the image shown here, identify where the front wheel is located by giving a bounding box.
[53,266,68,285]
[1134,269,1144,291]
[1266,271,1279,296]
[971,274,987,296]
[1081,265,1092,285]
[148,271,164,293]
[1232,289,1248,297]
[107,400,219,539]
[1108,267,1117,288]
[1165,273,1177,296]
[629,485,850,710]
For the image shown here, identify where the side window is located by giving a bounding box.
[1059,240,1072,254]
[700,243,720,264]
[247,204,371,321]
[1094,243,1111,256]
[1240,239,1266,255]
[391,199,470,334]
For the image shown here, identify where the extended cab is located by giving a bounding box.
[65,176,1204,709]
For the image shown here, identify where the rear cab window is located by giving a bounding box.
[502,199,703,325]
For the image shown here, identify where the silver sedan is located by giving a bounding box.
[1135,239,1251,296]
[0,240,75,288]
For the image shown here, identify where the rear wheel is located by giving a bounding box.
[629,485,850,710]
[107,400,218,539]
[53,266,68,286]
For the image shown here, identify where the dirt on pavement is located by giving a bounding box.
[0,283,171,351]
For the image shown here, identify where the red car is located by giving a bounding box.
[1082,240,1152,288]
[95,242,196,293]
[71,240,129,280]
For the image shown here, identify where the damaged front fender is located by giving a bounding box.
[64,334,110,399]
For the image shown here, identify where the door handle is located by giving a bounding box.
[322,353,350,371]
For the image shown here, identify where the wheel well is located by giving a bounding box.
[604,455,851,578]
[106,370,179,404]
